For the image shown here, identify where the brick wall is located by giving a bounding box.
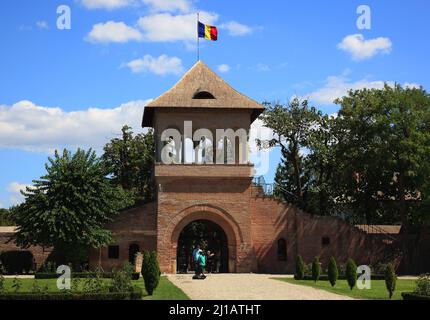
[0,227,51,270]
[250,197,389,273]
[88,202,157,271]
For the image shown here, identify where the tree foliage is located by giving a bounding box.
[384,263,396,299]
[259,85,430,232]
[295,255,306,280]
[103,125,155,204]
[311,257,321,282]
[0,208,14,226]
[346,259,357,290]
[11,149,131,264]
[141,251,160,295]
[328,256,339,287]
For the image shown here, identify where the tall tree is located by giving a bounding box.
[11,149,131,265]
[103,126,155,204]
[257,98,321,209]
[335,84,430,268]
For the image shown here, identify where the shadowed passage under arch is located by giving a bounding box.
[176,219,229,274]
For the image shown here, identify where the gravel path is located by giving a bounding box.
[167,274,354,300]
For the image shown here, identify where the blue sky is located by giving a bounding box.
[1,0,429,208]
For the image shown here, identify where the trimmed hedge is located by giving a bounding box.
[0,287,143,300]
[295,255,306,280]
[401,292,430,300]
[298,274,386,281]
[35,272,140,280]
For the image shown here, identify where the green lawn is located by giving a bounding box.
[1,276,189,300]
[274,277,416,300]
[138,277,189,300]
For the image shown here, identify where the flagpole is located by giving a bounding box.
[197,12,200,61]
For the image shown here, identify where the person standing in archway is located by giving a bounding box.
[192,244,201,276]
[206,250,215,273]
[197,251,206,279]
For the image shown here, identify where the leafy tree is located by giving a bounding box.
[258,98,321,210]
[11,149,131,266]
[311,257,321,282]
[103,125,155,204]
[345,259,357,290]
[141,251,160,295]
[0,208,14,226]
[335,85,430,267]
[295,255,305,280]
[384,263,396,299]
[328,256,339,287]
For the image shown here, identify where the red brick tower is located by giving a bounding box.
[142,61,265,273]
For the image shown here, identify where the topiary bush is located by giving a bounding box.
[0,251,34,274]
[295,255,305,280]
[141,251,160,295]
[345,259,357,290]
[328,256,338,287]
[311,257,321,283]
[384,263,396,299]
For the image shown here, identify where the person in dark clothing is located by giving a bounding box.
[206,250,215,273]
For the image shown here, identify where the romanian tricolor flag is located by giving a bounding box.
[198,21,218,41]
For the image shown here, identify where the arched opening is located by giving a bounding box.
[128,243,140,264]
[176,220,229,274]
[193,91,215,99]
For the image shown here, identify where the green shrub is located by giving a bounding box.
[345,259,357,290]
[328,256,338,287]
[414,274,430,296]
[110,268,133,293]
[141,251,160,295]
[83,274,109,294]
[402,292,430,300]
[0,251,34,274]
[34,272,140,280]
[0,288,143,300]
[0,273,4,293]
[311,257,321,283]
[384,263,396,299]
[295,255,305,280]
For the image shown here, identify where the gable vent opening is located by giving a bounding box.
[193,91,216,99]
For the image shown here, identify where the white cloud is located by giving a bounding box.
[86,21,143,43]
[251,63,270,72]
[306,73,420,105]
[7,182,30,206]
[137,12,218,42]
[80,0,134,10]
[36,21,49,29]
[124,54,183,75]
[142,0,191,13]
[337,34,392,61]
[220,21,252,36]
[0,100,151,153]
[217,64,230,73]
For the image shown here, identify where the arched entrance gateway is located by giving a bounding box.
[176,220,228,273]
[168,206,242,274]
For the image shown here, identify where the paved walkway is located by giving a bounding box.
[167,274,354,300]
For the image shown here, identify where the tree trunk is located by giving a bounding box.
[398,172,411,273]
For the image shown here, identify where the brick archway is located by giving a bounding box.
[166,204,241,273]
